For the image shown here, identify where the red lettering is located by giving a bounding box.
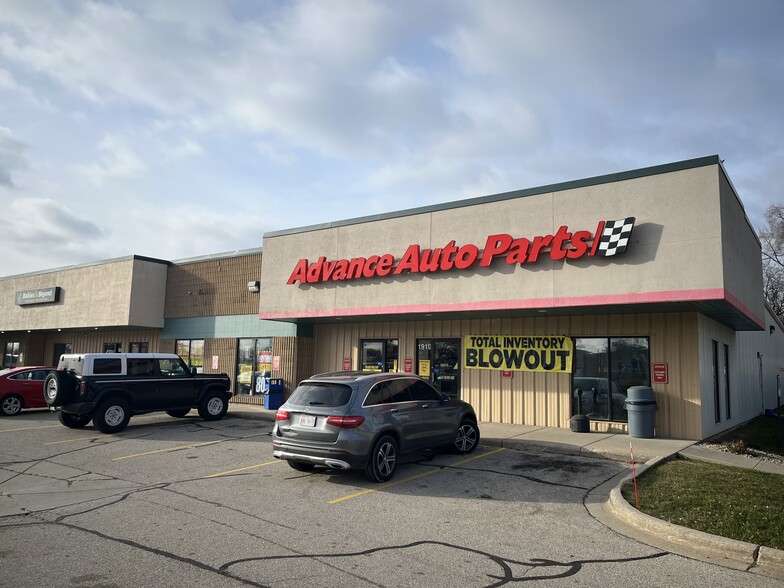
[347,257,366,279]
[567,231,591,259]
[287,259,309,284]
[395,245,421,274]
[549,225,572,261]
[480,234,512,266]
[440,240,458,270]
[506,238,530,264]
[590,221,605,256]
[528,235,553,263]
[333,259,349,280]
[420,248,441,272]
[362,255,380,278]
[306,256,326,282]
[376,254,394,276]
[454,244,479,269]
[322,260,337,281]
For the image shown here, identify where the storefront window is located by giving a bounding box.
[572,337,649,422]
[176,339,204,373]
[417,338,461,398]
[103,342,122,353]
[360,339,398,372]
[3,342,20,368]
[129,342,149,353]
[236,338,273,395]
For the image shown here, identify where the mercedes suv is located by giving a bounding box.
[272,371,480,482]
[44,353,232,433]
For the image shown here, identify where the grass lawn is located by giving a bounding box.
[622,412,784,550]
[622,459,784,550]
[711,412,784,455]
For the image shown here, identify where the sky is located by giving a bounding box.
[1,0,783,278]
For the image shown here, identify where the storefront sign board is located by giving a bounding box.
[464,335,573,373]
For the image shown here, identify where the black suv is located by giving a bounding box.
[44,353,233,433]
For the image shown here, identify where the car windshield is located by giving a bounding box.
[288,383,353,407]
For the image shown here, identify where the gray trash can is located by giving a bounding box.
[625,386,658,438]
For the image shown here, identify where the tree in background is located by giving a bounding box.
[759,204,784,322]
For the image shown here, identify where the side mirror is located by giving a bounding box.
[441,393,450,402]
[191,367,197,376]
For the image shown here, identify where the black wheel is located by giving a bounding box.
[166,409,191,418]
[44,371,74,406]
[198,390,228,421]
[1,395,23,416]
[287,460,316,472]
[453,419,480,454]
[58,411,92,429]
[93,398,131,434]
[364,435,398,483]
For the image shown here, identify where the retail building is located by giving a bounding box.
[258,155,784,440]
[2,156,782,439]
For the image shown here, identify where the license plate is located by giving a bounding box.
[299,414,316,427]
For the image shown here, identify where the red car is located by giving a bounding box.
[0,366,56,416]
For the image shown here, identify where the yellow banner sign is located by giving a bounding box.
[464,335,573,372]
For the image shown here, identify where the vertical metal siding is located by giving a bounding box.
[313,311,703,439]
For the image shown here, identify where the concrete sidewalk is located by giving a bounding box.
[228,401,784,580]
[227,402,695,463]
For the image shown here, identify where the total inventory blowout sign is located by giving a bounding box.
[286,218,635,284]
[464,335,573,373]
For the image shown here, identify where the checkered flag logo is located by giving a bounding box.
[596,217,635,257]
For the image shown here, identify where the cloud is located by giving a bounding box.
[0,126,26,187]
[0,197,104,261]
[76,135,146,187]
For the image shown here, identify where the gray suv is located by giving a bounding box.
[272,371,479,482]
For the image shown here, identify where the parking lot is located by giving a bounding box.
[1,411,781,587]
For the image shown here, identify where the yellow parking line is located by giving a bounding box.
[45,436,104,445]
[328,447,505,505]
[0,424,61,433]
[112,441,221,461]
[205,460,282,478]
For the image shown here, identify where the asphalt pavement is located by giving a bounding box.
[227,401,784,581]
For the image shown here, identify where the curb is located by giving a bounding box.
[607,456,784,580]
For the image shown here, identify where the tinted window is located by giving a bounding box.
[128,359,155,376]
[384,379,413,403]
[93,358,122,374]
[289,383,352,407]
[410,380,442,401]
[364,383,385,406]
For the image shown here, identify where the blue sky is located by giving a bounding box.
[1,0,782,278]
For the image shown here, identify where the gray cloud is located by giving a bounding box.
[0,126,26,187]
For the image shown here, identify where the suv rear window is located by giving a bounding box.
[288,383,352,407]
[93,358,122,374]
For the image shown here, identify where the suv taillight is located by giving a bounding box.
[79,380,88,397]
[275,410,290,421]
[326,416,365,428]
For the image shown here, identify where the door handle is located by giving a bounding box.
[390,408,399,413]
[421,404,430,408]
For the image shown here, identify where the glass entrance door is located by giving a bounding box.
[416,338,461,398]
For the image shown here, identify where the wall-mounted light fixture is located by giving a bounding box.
[247,280,260,292]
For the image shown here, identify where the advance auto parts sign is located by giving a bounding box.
[287,217,635,285]
[464,335,573,373]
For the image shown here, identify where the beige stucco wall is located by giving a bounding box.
[260,164,729,320]
[719,169,765,327]
[0,257,168,331]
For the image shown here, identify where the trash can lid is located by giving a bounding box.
[626,385,656,402]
